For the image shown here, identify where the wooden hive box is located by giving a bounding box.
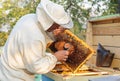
[86,14,120,68]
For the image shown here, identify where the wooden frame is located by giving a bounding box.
[86,14,120,68]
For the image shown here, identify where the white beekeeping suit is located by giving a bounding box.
[0,0,73,81]
[0,13,57,81]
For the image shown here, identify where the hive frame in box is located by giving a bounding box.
[47,30,95,73]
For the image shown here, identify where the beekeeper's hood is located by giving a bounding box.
[36,0,73,31]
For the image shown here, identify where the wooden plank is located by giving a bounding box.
[86,22,93,47]
[93,36,120,47]
[87,55,96,66]
[114,19,120,23]
[89,14,120,23]
[92,46,120,59]
[92,19,120,25]
[88,46,120,68]
[45,72,115,81]
[93,23,120,28]
[92,20,113,25]
[93,26,120,35]
[92,23,120,35]
[111,59,120,68]
[87,55,120,68]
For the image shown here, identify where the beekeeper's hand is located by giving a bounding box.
[53,26,66,36]
[54,50,69,62]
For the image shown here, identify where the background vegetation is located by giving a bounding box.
[0,0,119,46]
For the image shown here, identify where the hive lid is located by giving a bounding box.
[47,30,95,73]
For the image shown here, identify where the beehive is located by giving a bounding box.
[86,14,120,68]
[43,14,120,81]
[47,29,95,73]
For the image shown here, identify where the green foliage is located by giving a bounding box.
[0,32,9,46]
[0,0,40,46]
[1,0,40,28]
[0,0,118,46]
[102,0,118,15]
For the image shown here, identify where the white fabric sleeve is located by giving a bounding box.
[22,40,57,74]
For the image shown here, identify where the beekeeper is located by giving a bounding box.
[0,0,73,81]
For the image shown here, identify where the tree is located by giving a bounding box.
[110,0,120,14]
[0,0,118,46]
[103,0,119,15]
[51,0,118,39]
[0,0,40,46]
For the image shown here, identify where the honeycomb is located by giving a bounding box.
[47,30,95,73]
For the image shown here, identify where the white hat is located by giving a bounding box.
[37,0,73,30]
